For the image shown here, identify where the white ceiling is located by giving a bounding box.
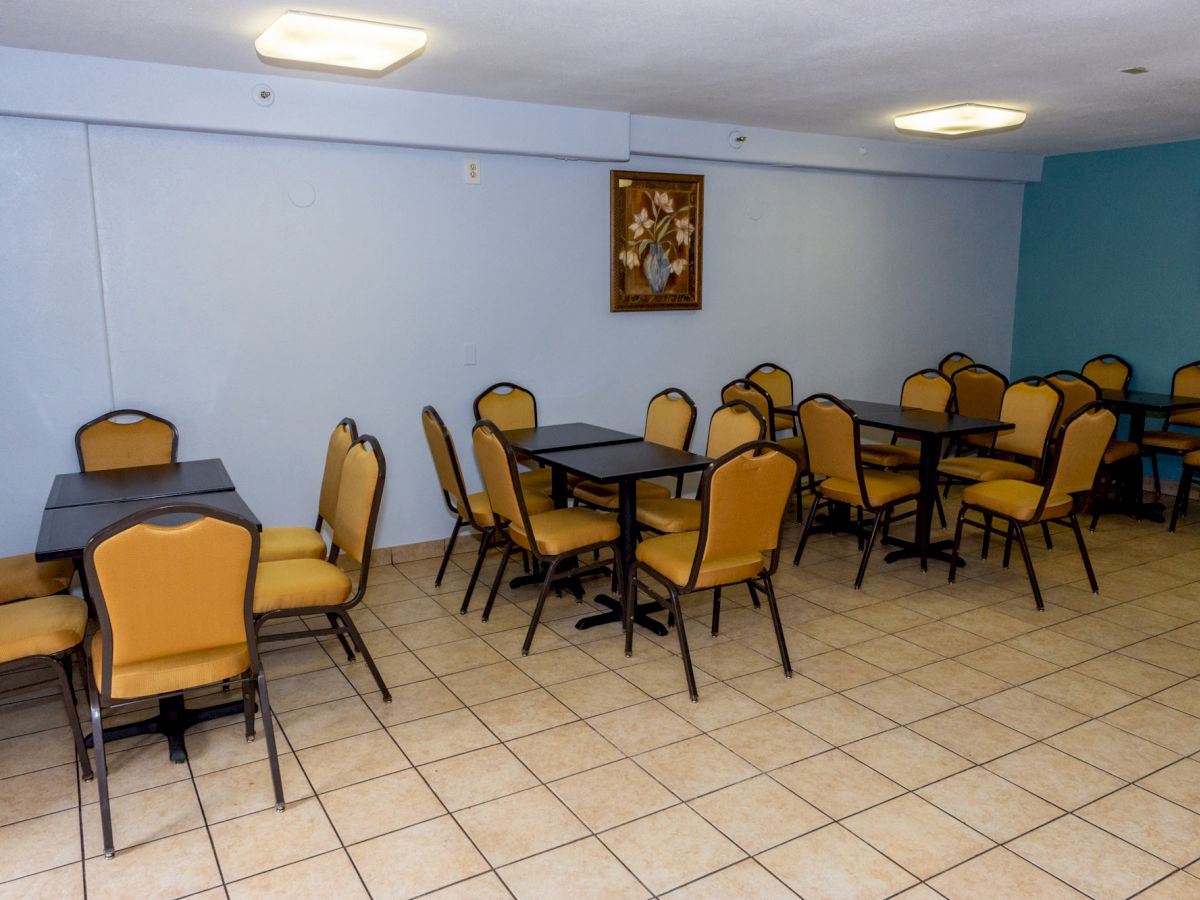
[4,0,1200,155]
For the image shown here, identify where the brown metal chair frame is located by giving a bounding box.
[1144,360,1200,499]
[746,362,797,437]
[630,441,799,701]
[83,502,283,858]
[473,382,538,425]
[75,408,179,472]
[1081,354,1132,391]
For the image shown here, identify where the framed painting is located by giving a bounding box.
[610,170,703,312]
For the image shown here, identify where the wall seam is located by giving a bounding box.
[83,122,116,408]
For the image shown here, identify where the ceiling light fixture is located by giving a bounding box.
[893,103,1027,139]
[255,11,427,72]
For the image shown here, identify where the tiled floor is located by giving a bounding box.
[3,492,1200,898]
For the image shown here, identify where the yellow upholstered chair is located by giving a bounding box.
[722,379,811,519]
[1143,360,1200,498]
[0,554,74,604]
[75,409,177,472]
[637,400,767,536]
[1082,354,1132,391]
[793,395,920,587]
[253,436,392,699]
[940,378,1062,486]
[946,364,1009,456]
[950,403,1116,610]
[939,352,974,378]
[632,442,799,700]
[747,362,798,437]
[473,381,552,496]
[84,503,283,858]
[861,369,953,469]
[473,420,620,655]
[572,388,697,509]
[1046,372,1100,438]
[1170,449,1200,532]
[259,418,357,564]
[422,406,552,614]
[0,594,93,782]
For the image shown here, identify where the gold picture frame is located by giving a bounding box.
[610,170,703,312]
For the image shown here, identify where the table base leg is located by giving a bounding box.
[509,570,586,600]
[882,537,964,568]
[86,694,247,764]
[576,594,668,637]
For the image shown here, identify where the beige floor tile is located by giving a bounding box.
[0,862,83,900]
[902,659,1008,704]
[1074,652,1185,695]
[910,707,1034,763]
[323,769,445,845]
[635,734,758,800]
[898,621,992,656]
[844,634,942,673]
[600,805,745,895]
[779,693,894,745]
[1051,615,1146,651]
[1093,601,1187,635]
[798,613,886,648]
[844,600,933,633]
[0,808,81,882]
[342,650,436,694]
[194,753,310,823]
[0,763,81,828]
[1138,871,1200,899]
[1047,720,1179,781]
[1155,679,1200,717]
[709,712,830,771]
[1103,699,1200,754]
[394,616,476,650]
[664,859,794,899]
[506,720,622,782]
[388,708,498,765]
[945,606,1037,641]
[758,823,917,900]
[419,744,538,811]
[472,689,577,740]
[1023,669,1141,717]
[513,646,608,685]
[296,729,410,794]
[546,670,651,718]
[364,678,463,727]
[957,644,1060,684]
[968,687,1088,739]
[549,758,677,831]
[424,871,513,899]
[725,668,830,709]
[918,766,1062,841]
[261,642,338,679]
[1009,815,1174,900]
[415,637,506,676]
[845,726,972,789]
[81,779,205,858]
[350,815,489,899]
[690,774,828,854]
[1139,758,1200,811]
[771,749,905,819]
[455,784,588,866]
[1005,630,1106,667]
[581,635,673,670]
[275,695,379,749]
[84,828,221,899]
[796,650,890,691]
[497,836,649,900]
[485,623,572,659]
[844,675,956,724]
[1078,785,1200,867]
[660,683,771,732]
[844,793,993,879]
[209,796,340,882]
[226,849,368,899]
[686,641,777,680]
[264,666,356,713]
[587,700,701,755]
[929,847,1085,899]
[986,743,1124,810]
[371,595,448,626]
[616,656,717,698]
[441,660,538,706]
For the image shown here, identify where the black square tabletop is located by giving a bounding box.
[836,400,1011,439]
[535,441,711,483]
[504,423,643,454]
[35,490,260,561]
[45,458,234,509]
[1101,389,1200,414]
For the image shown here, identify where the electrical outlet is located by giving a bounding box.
[464,343,477,366]
[464,158,481,184]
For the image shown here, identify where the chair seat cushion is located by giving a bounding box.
[859,444,921,469]
[92,632,249,700]
[1142,431,1200,452]
[519,468,554,495]
[636,498,701,534]
[962,480,1073,522]
[939,456,1037,483]
[1185,449,1200,467]
[963,432,994,449]
[1103,439,1140,466]
[636,532,764,590]
[571,480,670,509]
[818,471,920,508]
[254,559,352,614]
[0,554,74,604]
[0,594,87,664]
[259,527,327,563]
[467,489,552,528]
[509,509,619,556]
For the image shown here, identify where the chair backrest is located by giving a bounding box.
[1081,355,1132,392]
[952,365,1008,419]
[76,409,178,472]
[317,418,358,527]
[746,363,794,409]
[331,436,386,566]
[690,442,799,585]
[472,420,535,538]
[1046,372,1100,437]
[85,503,257,700]
[721,379,774,436]
[1046,403,1118,499]
[993,378,1063,461]
[707,400,767,458]
[473,382,537,431]
[798,394,862,486]
[1169,361,1200,428]
[939,352,974,378]
[644,388,697,451]
[900,369,953,413]
[421,407,475,523]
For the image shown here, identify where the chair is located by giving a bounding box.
[253,436,392,700]
[1046,372,1100,437]
[747,362,798,437]
[83,503,284,858]
[473,382,552,495]
[632,441,798,700]
[75,409,177,472]
[572,388,697,509]
[1169,450,1200,532]
[259,418,357,563]
[861,369,953,469]
[0,554,74,604]
[946,364,1008,456]
[1081,354,1132,391]
[473,420,620,656]
[793,395,920,588]
[422,406,552,614]
[722,379,811,519]
[1142,361,1200,498]
[950,403,1116,610]
[939,352,974,378]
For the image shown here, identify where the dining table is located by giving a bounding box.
[35,458,259,764]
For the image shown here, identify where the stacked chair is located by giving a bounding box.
[473,382,552,496]
[1142,360,1200,498]
[75,409,177,472]
[939,352,975,378]
[747,362,799,438]
[721,378,811,519]
[944,364,1008,457]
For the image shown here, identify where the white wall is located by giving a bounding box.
[0,115,1024,556]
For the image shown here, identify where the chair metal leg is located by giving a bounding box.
[481,543,514,622]
[711,586,722,636]
[435,518,462,587]
[948,508,967,584]
[1014,523,1044,611]
[255,669,285,810]
[522,557,562,656]
[1151,453,1161,498]
[329,613,356,662]
[668,587,699,701]
[934,491,947,529]
[1041,522,1054,550]
[242,674,256,741]
[854,508,886,590]
[87,682,114,858]
[1068,514,1099,593]
[340,612,391,702]
[793,497,821,567]
[624,562,637,658]
[460,528,493,614]
[981,513,994,560]
[856,507,865,551]
[794,480,804,524]
[762,577,792,678]
[51,655,92,781]
[746,582,761,609]
[1002,522,1015,569]
[1170,467,1193,532]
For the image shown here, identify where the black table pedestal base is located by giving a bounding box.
[87,694,247,764]
[882,537,964,569]
[576,594,669,637]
